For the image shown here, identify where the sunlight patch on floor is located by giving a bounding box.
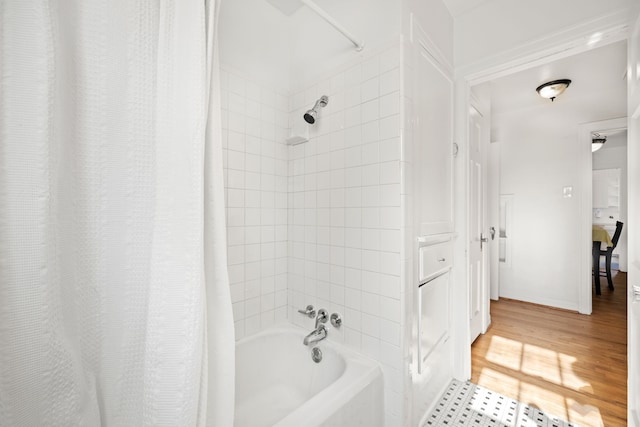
[521,343,562,384]
[486,335,523,370]
[485,335,593,392]
[478,367,522,399]
[478,363,605,427]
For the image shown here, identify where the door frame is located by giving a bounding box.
[451,12,631,381]
[578,117,628,315]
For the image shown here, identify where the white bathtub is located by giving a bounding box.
[234,323,384,427]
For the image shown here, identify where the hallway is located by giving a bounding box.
[471,273,627,426]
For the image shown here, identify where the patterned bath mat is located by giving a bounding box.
[424,379,579,427]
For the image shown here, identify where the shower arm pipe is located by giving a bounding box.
[301,0,365,52]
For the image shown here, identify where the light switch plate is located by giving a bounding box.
[563,186,573,198]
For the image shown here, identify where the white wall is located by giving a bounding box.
[221,68,291,339]
[593,141,628,271]
[219,0,292,92]
[453,0,637,69]
[498,129,582,309]
[219,0,400,93]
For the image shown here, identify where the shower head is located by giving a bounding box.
[304,95,329,124]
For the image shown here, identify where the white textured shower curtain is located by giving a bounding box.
[0,1,234,426]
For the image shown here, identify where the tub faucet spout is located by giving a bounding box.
[303,323,327,346]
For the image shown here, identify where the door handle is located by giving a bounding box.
[480,233,488,251]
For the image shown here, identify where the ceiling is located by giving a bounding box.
[441,0,491,17]
[486,40,627,145]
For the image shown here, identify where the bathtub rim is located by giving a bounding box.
[234,322,384,427]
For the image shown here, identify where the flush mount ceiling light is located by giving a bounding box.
[592,134,607,152]
[536,79,572,102]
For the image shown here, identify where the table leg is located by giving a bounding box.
[593,241,601,295]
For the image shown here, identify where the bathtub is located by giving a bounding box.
[234,323,384,427]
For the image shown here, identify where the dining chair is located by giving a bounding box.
[595,221,624,291]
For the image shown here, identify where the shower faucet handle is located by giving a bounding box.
[315,309,328,328]
[298,305,316,318]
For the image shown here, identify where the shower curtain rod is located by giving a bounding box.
[302,0,365,51]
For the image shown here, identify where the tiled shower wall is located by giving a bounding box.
[221,43,405,425]
[286,44,404,425]
[220,68,290,340]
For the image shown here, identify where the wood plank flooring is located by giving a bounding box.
[471,272,627,427]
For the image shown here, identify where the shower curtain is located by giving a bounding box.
[0,1,234,426]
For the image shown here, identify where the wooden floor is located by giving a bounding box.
[471,272,627,427]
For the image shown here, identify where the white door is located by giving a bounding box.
[628,11,640,426]
[469,104,487,342]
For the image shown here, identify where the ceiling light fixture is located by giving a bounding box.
[536,79,572,102]
[592,134,607,152]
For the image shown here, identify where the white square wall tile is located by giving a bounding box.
[344,328,362,350]
[330,284,345,305]
[344,227,362,248]
[345,267,362,290]
[361,186,380,207]
[361,77,379,102]
[361,207,380,229]
[380,229,401,253]
[345,105,362,127]
[230,283,245,303]
[380,161,400,184]
[362,56,380,81]
[379,92,400,118]
[379,114,400,140]
[361,142,379,165]
[344,288,362,310]
[362,121,379,145]
[380,207,401,229]
[379,68,400,95]
[232,302,245,322]
[345,86,362,108]
[379,295,400,321]
[228,92,246,114]
[245,296,261,317]
[361,271,381,295]
[379,319,400,346]
[361,249,380,273]
[361,164,380,186]
[345,207,361,228]
[227,131,245,151]
[361,312,380,338]
[344,247,362,269]
[362,229,380,251]
[345,167,362,188]
[344,307,362,331]
[344,125,362,148]
[380,184,400,207]
[361,99,379,123]
[228,73,247,96]
[379,251,400,276]
[345,146,362,168]
[344,188,362,208]
[261,293,275,311]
